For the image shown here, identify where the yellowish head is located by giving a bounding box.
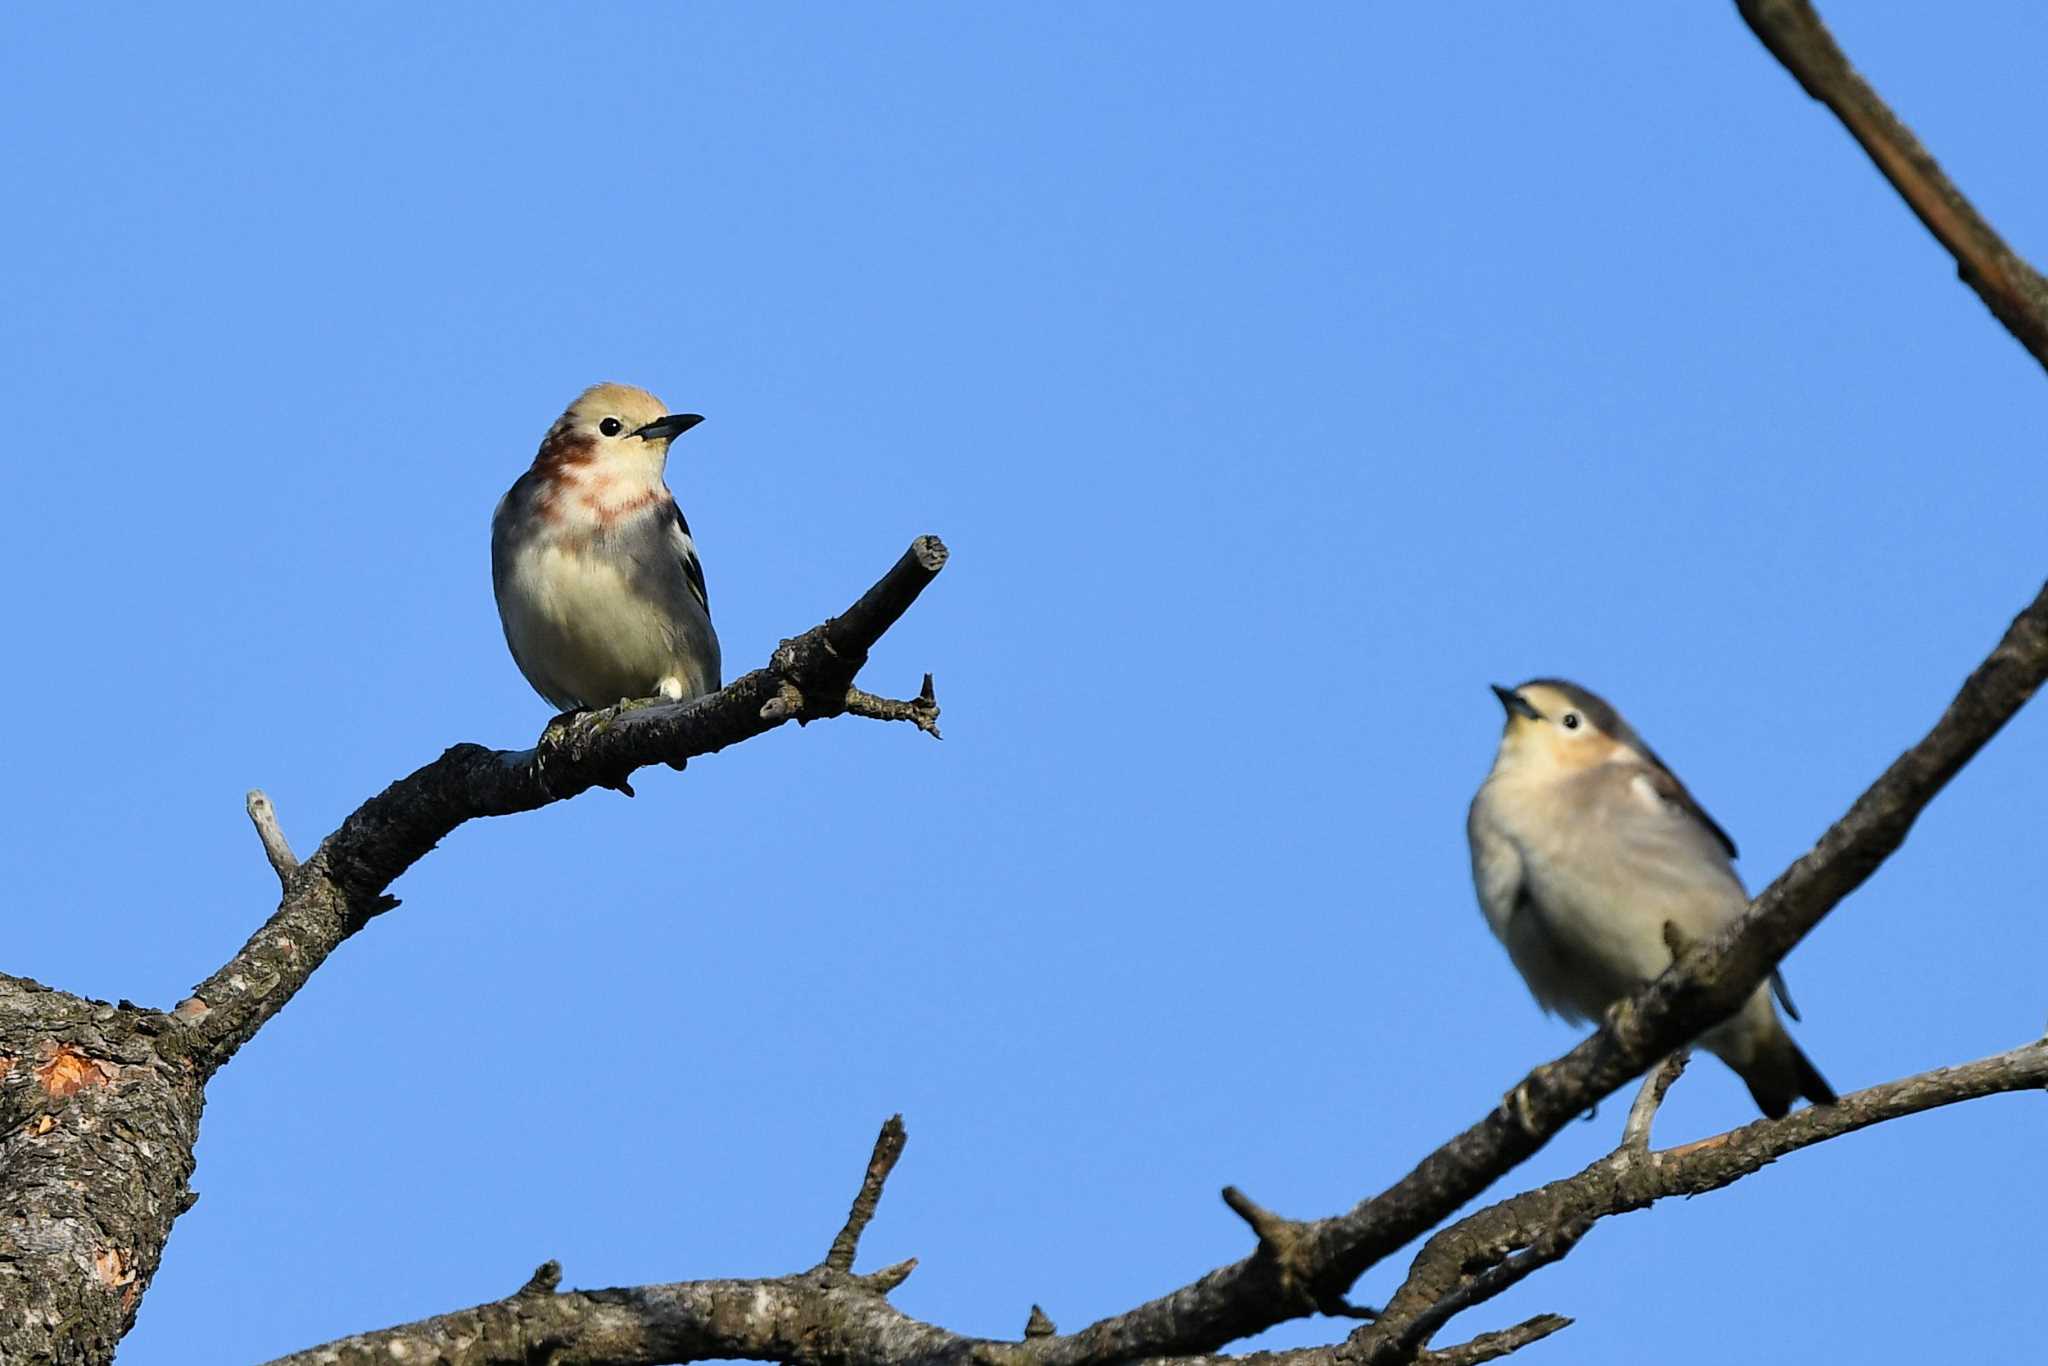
[535,383,704,467]
[1487,679,1636,774]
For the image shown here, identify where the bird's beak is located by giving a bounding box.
[633,413,705,442]
[1491,684,1542,721]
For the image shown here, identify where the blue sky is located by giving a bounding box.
[2,5,2042,1362]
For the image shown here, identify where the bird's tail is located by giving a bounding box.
[1732,1026,1837,1120]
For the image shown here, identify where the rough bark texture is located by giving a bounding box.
[0,537,948,1366]
[0,983,201,1365]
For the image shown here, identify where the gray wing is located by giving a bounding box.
[1469,792,1588,1020]
[608,496,721,692]
[1631,758,1803,1019]
[1634,748,1738,860]
[667,499,710,613]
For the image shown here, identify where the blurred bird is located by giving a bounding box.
[492,383,721,713]
[1467,679,1834,1118]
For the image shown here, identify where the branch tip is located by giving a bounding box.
[861,1257,918,1295]
[1418,1313,1573,1366]
[824,1115,910,1274]
[912,534,949,573]
[844,680,943,738]
[517,1260,562,1297]
[1220,1185,1296,1247]
[244,789,299,885]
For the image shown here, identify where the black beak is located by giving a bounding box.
[633,413,705,442]
[1491,684,1542,721]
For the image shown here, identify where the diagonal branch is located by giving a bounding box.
[1350,1036,2048,1361]
[1024,579,2048,1365]
[177,535,950,1077]
[1737,0,2048,371]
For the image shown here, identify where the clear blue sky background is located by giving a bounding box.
[2,6,2042,1363]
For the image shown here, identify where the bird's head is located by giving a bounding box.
[534,383,703,477]
[1487,679,1636,774]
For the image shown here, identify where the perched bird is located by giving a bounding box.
[492,383,720,713]
[1466,679,1834,1118]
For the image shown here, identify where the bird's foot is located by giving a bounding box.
[1601,997,1640,1042]
[1501,1076,1545,1137]
[541,707,588,751]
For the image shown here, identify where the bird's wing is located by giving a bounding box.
[1467,795,1527,943]
[1469,793,1588,1020]
[666,498,710,613]
[1631,751,1739,861]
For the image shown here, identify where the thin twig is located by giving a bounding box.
[1621,1051,1690,1152]
[1416,1315,1573,1366]
[824,1116,909,1274]
[844,674,942,738]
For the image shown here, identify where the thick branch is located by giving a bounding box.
[262,1268,968,1366]
[1027,580,2048,1365]
[1352,1037,2048,1360]
[1737,0,2048,371]
[265,1120,949,1366]
[177,536,949,1076]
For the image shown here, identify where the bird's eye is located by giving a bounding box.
[1561,712,1582,730]
[599,417,624,437]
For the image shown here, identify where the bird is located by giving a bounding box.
[1466,679,1834,1118]
[492,383,721,715]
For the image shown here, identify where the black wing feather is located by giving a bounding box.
[669,499,710,613]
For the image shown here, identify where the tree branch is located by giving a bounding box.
[277,1037,2048,1366]
[1736,0,2048,371]
[1349,1036,2048,1360]
[1022,580,2048,1365]
[174,535,950,1077]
